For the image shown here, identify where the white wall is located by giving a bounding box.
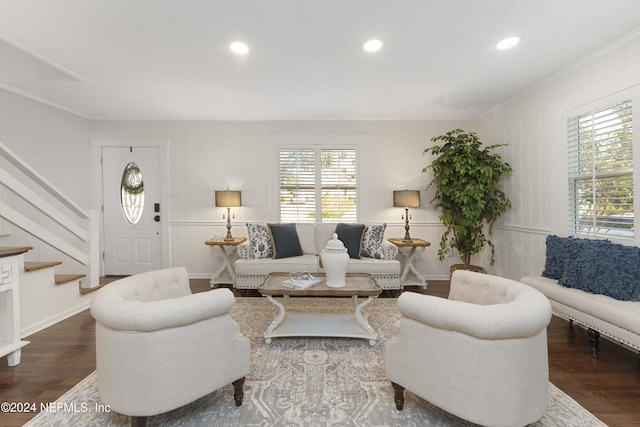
[480,34,640,281]
[91,119,476,280]
[0,89,90,206]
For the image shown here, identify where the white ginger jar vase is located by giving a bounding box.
[321,233,349,288]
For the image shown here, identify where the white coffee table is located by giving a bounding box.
[259,273,382,346]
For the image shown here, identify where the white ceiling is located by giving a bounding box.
[1,0,640,120]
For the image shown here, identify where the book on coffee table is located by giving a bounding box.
[282,275,322,290]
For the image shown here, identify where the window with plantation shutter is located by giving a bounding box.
[321,149,357,222]
[567,99,633,238]
[279,147,357,223]
[279,149,316,222]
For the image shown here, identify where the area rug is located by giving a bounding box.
[25,297,606,427]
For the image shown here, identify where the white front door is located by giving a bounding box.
[102,146,163,275]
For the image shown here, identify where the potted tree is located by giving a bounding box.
[422,129,512,272]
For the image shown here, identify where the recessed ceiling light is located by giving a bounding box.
[229,42,249,55]
[497,37,520,50]
[363,39,383,52]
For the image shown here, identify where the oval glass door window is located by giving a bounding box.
[120,162,145,224]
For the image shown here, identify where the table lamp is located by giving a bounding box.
[215,189,241,240]
[393,190,420,242]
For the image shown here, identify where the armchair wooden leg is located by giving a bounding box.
[232,377,246,406]
[568,319,575,337]
[131,416,147,427]
[391,382,405,410]
[587,328,600,356]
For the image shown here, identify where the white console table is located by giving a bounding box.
[0,247,31,366]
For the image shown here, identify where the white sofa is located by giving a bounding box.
[90,267,251,426]
[234,223,401,291]
[521,275,640,354]
[385,270,552,427]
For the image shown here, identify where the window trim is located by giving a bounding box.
[277,144,360,223]
[566,98,634,239]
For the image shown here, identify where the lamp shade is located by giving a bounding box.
[215,190,241,207]
[393,190,420,208]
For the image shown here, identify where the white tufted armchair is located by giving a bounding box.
[385,270,552,427]
[90,267,251,427]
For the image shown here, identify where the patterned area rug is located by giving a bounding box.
[25,297,606,427]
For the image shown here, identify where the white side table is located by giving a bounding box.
[388,238,431,289]
[0,247,32,366]
[205,237,246,288]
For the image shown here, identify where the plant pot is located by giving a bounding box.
[449,263,487,279]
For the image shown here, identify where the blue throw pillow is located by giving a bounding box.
[335,223,365,259]
[556,237,639,301]
[593,243,640,301]
[267,223,303,259]
[542,235,573,280]
[559,238,610,290]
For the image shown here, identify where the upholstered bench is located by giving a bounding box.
[521,235,640,355]
[521,275,640,354]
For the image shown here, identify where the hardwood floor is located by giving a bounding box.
[1,279,639,426]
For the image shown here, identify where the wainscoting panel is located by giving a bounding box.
[492,225,549,281]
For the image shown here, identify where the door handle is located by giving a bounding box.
[154,215,160,222]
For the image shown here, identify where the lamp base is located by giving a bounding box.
[224,207,234,240]
[402,208,413,243]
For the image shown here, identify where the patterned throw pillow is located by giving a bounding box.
[361,223,387,259]
[246,223,273,259]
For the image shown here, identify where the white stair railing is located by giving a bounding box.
[0,143,88,219]
[0,141,99,289]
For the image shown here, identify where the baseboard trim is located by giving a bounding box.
[21,300,91,338]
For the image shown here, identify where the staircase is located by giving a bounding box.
[24,260,86,285]
[0,141,101,336]
[0,141,99,287]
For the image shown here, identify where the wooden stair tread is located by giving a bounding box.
[24,261,63,272]
[79,284,105,295]
[55,274,86,285]
[0,246,33,257]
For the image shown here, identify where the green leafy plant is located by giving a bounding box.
[422,129,512,266]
